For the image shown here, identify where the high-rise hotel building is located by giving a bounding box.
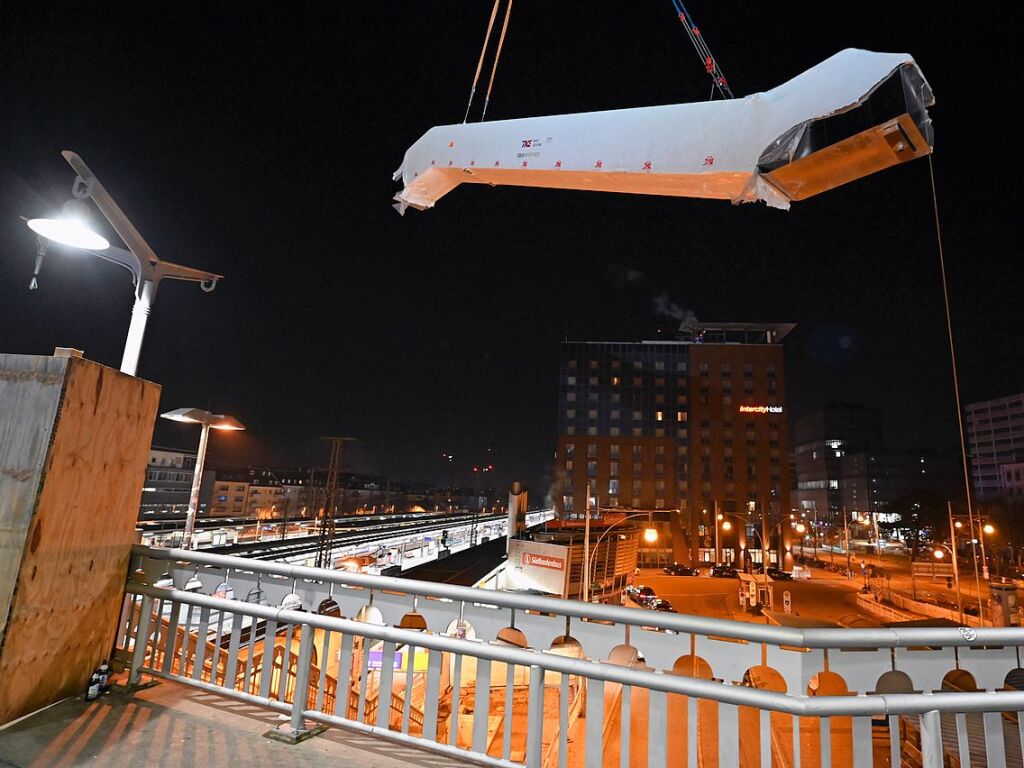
[553,323,793,566]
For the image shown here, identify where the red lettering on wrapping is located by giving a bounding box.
[595,160,603,169]
[522,160,528,167]
[643,161,652,171]
[703,156,715,166]
[554,160,562,168]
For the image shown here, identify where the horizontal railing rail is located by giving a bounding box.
[133,544,1024,650]
[127,583,1024,719]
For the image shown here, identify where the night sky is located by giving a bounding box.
[2,2,1020,497]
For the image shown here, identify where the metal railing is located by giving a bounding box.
[116,545,1024,767]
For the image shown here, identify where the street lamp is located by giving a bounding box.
[25,151,222,376]
[586,512,657,602]
[933,545,964,623]
[161,407,245,550]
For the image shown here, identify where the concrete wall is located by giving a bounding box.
[0,354,160,724]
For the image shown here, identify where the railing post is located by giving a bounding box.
[289,621,315,737]
[129,594,153,689]
[525,664,544,768]
[918,709,943,768]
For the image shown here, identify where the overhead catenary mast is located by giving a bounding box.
[315,436,357,569]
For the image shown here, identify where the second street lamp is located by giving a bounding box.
[161,408,245,550]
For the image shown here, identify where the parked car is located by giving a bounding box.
[662,563,698,576]
[791,565,812,580]
[710,564,738,578]
[650,598,676,612]
[626,585,656,604]
[767,567,793,581]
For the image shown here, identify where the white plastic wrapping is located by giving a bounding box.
[393,48,933,213]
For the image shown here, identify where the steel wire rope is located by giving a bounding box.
[462,0,502,123]
[480,0,513,121]
[928,154,981,622]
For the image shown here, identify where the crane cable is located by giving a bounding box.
[668,0,734,99]
[480,0,513,122]
[462,0,502,123]
[461,0,513,123]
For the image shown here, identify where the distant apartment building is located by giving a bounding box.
[139,447,213,515]
[966,393,1024,501]
[553,322,793,566]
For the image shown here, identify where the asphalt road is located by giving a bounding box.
[629,568,880,626]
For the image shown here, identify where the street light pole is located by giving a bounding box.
[586,512,657,602]
[161,408,245,550]
[948,501,966,624]
[713,500,721,565]
[843,506,852,579]
[26,152,222,377]
[583,484,592,603]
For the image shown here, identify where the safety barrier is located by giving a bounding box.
[116,545,1024,767]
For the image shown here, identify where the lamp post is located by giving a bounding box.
[161,408,245,550]
[25,151,222,376]
[843,506,852,579]
[586,512,657,603]
[933,543,964,624]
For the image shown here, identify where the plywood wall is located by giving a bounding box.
[0,356,160,723]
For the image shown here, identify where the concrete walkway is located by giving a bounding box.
[0,679,472,768]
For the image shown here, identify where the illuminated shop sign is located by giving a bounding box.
[738,405,783,414]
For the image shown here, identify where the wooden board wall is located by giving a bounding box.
[0,356,160,723]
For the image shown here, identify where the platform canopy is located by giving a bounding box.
[393,48,934,213]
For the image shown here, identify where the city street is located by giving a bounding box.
[628,568,880,626]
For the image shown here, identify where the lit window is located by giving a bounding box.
[655,411,664,421]
[610,461,619,476]
[609,479,619,494]
[612,376,621,386]
[566,443,575,455]
[567,376,576,385]
[587,461,598,475]
[676,411,686,422]
[587,444,597,458]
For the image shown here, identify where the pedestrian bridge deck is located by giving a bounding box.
[0,676,472,768]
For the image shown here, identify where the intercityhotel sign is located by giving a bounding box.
[738,405,783,414]
[507,539,570,598]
